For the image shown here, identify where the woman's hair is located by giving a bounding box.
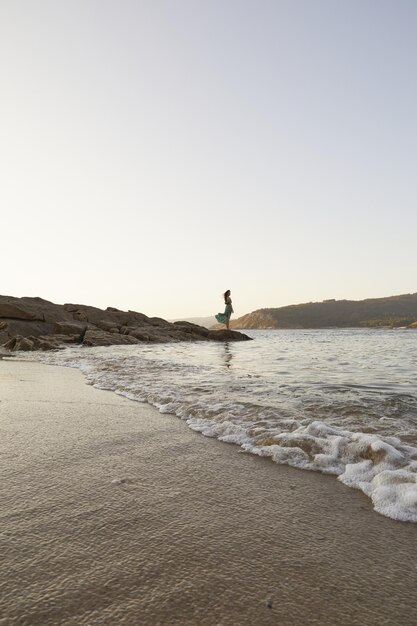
[223,290,231,302]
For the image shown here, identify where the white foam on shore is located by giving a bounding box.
[18,347,417,523]
[242,421,417,523]
[181,414,417,522]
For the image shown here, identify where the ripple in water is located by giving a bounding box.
[23,329,417,522]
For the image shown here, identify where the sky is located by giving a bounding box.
[1,0,416,319]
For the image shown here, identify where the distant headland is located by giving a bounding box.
[229,293,417,330]
[0,295,251,352]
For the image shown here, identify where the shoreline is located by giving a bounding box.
[1,360,416,625]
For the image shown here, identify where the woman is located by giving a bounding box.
[215,290,234,330]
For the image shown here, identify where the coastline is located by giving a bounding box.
[1,361,416,625]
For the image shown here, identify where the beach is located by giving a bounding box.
[1,360,416,626]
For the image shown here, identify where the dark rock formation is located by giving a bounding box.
[0,303,40,320]
[0,295,252,351]
[83,329,140,347]
[207,329,251,342]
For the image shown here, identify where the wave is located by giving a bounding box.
[19,344,417,523]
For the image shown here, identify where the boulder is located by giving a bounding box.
[0,296,74,324]
[83,330,140,347]
[2,334,62,352]
[3,337,16,350]
[4,335,34,351]
[53,321,87,337]
[0,320,55,338]
[34,338,63,351]
[119,326,134,335]
[0,303,40,320]
[146,329,180,342]
[64,304,149,329]
[207,329,252,342]
[95,320,120,333]
[128,329,151,341]
[147,317,172,328]
[128,311,150,324]
[173,321,209,338]
[18,336,36,351]
[72,310,89,322]
[127,325,195,343]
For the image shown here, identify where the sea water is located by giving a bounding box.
[23,329,417,522]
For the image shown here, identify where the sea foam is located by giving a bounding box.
[18,329,417,523]
[242,421,417,522]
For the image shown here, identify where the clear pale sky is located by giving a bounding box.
[1,1,416,319]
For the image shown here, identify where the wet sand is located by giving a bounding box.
[0,360,416,626]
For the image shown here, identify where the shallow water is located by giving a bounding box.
[24,329,417,522]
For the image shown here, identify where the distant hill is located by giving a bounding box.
[170,316,216,329]
[230,293,417,330]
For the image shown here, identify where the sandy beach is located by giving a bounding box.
[1,360,416,626]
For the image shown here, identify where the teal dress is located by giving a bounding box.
[215,297,233,324]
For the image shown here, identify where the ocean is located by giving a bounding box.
[24,328,417,522]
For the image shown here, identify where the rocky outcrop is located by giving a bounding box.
[0,295,252,351]
[207,329,251,341]
[0,303,41,320]
[83,329,140,347]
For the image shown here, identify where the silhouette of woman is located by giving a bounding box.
[215,290,234,330]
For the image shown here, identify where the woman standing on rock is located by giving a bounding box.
[215,290,234,330]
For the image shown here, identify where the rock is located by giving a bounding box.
[1,320,55,338]
[147,317,172,328]
[0,296,74,325]
[0,303,40,320]
[173,321,209,337]
[72,310,89,322]
[83,330,140,347]
[147,330,180,342]
[18,336,36,351]
[207,329,252,342]
[53,321,87,337]
[95,320,120,333]
[35,338,63,351]
[128,325,201,343]
[5,335,35,351]
[3,337,17,350]
[407,321,417,329]
[2,334,62,352]
[128,329,151,342]
[21,296,54,305]
[0,294,252,350]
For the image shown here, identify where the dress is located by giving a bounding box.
[215,297,234,324]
